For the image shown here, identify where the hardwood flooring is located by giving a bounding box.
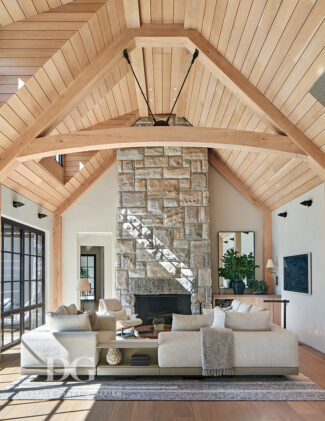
[0,344,325,421]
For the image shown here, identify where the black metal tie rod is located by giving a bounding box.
[264,299,290,329]
[123,48,199,126]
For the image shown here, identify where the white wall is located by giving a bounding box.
[1,186,53,311]
[209,165,264,293]
[273,183,325,353]
[62,164,117,306]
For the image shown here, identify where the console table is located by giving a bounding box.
[212,294,282,325]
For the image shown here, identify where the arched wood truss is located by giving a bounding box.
[1,0,324,305]
[0,0,323,215]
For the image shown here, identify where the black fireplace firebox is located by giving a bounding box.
[135,294,191,325]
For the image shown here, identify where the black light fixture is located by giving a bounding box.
[13,201,25,208]
[124,48,199,126]
[230,237,234,241]
[300,200,313,207]
[38,213,47,219]
[278,212,287,218]
[223,240,228,244]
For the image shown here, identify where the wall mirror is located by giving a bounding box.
[218,231,255,288]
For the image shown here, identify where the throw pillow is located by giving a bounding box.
[47,313,91,332]
[172,314,211,331]
[237,302,252,313]
[64,303,78,315]
[250,304,265,313]
[53,305,68,315]
[225,311,270,331]
[211,307,226,329]
[86,309,99,331]
[231,299,242,312]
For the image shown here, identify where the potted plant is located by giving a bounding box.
[247,279,269,295]
[152,317,165,331]
[218,250,259,294]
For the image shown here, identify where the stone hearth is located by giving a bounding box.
[115,147,212,314]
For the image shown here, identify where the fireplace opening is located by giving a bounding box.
[135,294,191,325]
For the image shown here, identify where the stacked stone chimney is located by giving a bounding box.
[115,147,212,314]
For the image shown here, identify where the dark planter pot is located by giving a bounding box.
[253,291,263,295]
[232,280,245,295]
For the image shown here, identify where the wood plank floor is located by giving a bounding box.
[0,344,325,420]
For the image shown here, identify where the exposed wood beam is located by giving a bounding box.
[185,31,325,178]
[52,214,62,310]
[55,151,117,216]
[21,127,306,162]
[263,212,274,294]
[208,149,270,215]
[0,29,136,182]
[130,48,148,117]
[123,0,140,28]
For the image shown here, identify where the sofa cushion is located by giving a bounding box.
[202,308,214,325]
[225,311,270,331]
[47,313,91,332]
[211,307,226,329]
[64,303,78,315]
[237,302,252,313]
[250,304,265,313]
[172,314,211,331]
[96,330,116,343]
[86,309,99,331]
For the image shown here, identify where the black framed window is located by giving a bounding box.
[80,254,96,301]
[1,218,45,350]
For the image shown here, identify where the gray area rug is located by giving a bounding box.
[1,374,325,401]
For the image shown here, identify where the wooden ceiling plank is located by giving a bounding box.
[123,0,140,28]
[0,28,135,182]
[130,47,148,116]
[56,150,116,215]
[185,30,325,176]
[184,0,200,29]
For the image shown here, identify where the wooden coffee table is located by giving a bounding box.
[135,324,172,339]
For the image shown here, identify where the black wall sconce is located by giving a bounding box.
[300,200,313,207]
[13,201,25,208]
[38,213,47,219]
[278,212,287,218]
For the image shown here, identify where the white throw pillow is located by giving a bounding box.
[231,300,242,312]
[225,311,270,331]
[250,304,265,313]
[211,307,226,329]
[172,314,211,331]
[237,302,252,313]
[47,313,91,332]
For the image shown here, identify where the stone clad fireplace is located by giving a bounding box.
[115,147,212,315]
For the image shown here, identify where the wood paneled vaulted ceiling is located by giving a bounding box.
[0,0,324,214]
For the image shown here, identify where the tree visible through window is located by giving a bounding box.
[80,254,96,301]
[1,218,45,349]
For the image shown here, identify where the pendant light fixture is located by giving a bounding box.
[123,48,199,126]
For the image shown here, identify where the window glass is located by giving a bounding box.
[1,219,45,349]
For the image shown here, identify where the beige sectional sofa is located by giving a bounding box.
[21,304,115,376]
[158,323,299,375]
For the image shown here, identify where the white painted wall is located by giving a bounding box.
[1,186,53,311]
[273,183,325,353]
[209,165,264,293]
[62,164,117,306]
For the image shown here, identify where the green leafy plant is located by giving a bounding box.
[247,279,269,294]
[152,317,165,325]
[218,250,259,286]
